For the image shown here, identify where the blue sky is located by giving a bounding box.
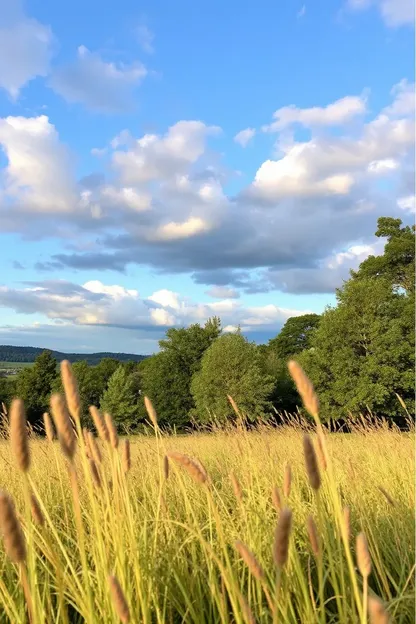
[0,0,414,354]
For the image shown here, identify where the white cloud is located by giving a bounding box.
[113,120,221,184]
[0,115,77,213]
[50,45,147,113]
[206,286,240,299]
[152,217,212,241]
[264,95,367,132]
[397,195,416,213]
[252,85,414,201]
[137,25,155,54]
[0,0,54,98]
[348,0,415,26]
[102,186,151,212]
[297,5,306,17]
[0,280,309,338]
[367,158,399,174]
[234,128,256,147]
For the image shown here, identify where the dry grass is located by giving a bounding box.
[0,362,413,623]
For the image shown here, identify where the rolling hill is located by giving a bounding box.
[0,345,147,366]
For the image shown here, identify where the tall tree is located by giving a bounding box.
[191,333,274,423]
[350,217,415,293]
[15,350,58,425]
[298,278,414,419]
[100,366,139,432]
[140,317,222,427]
[268,314,321,359]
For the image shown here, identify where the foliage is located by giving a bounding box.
[15,350,58,425]
[350,216,415,293]
[140,317,222,426]
[298,278,415,419]
[100,365,140,431]
[268,313,321,359]
[191,333,274,423]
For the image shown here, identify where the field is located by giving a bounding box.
[0,403,414,623]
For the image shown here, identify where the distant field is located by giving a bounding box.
[0,362,34,369]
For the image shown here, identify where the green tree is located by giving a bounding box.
[15,351,58,425]
[268,314,321,359]
[100,365,139,432]
[140,317,222,427]
[191,333,274,423]
[351,217,415,293]
[298,278,414,419]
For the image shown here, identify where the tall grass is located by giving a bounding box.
[0,361,413,623]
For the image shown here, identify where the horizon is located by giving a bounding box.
[0,0,414,353]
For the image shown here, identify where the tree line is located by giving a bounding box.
[0,217,414,431]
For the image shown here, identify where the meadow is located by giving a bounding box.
[0,362,414,623]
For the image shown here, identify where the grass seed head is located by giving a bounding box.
[306,515,320,557]
[272,486,282,512]
[104,413,118,449]
[283,463,292,498]
[89,406,109,442]
[108,575,130,623]
[0,491,26,563]
[356,532,372,578]
[43,412,55,442]
[10,398,30,473]
[316,432,327,471]
[87,432,102,465]
[30,493,45,526]
[368,595,390,623]
[230,472,243,502]
[122,439,131,473]
[235,540,265,581]
[303,434,321,490]
[144,396,158,430]
[343,506,351,542]
[50,393,76,461]
[288,360,319,420]
[89,459,102,489]
[61,360,81,425]
[273,507,293,568]
[163,455,169,480]
[168,451,207,484]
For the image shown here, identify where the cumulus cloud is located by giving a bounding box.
[0,0,54,98]
[347,0,415,26]
[0,79,414,296]
[0,280,309,341]
[263,95,367,132]
[234,128,256,147]
[0,115,77,215]
[49,45,147,113]
[113,120,221,184]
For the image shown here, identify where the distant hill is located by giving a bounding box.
[0,345,147,366]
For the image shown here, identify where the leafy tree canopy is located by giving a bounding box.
[268,313,321,359]
[350,217,415,293]
[100,365,140,432]
[191,333,274,424]
[15,350,58,425]
[140,317,222,427]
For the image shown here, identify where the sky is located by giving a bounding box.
[0,0,414,355]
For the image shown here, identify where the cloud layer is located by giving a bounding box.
[0,79,414,299]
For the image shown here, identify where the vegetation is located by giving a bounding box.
[0,361,413,623]
[191,333,274,423]
[0,346,146,366]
